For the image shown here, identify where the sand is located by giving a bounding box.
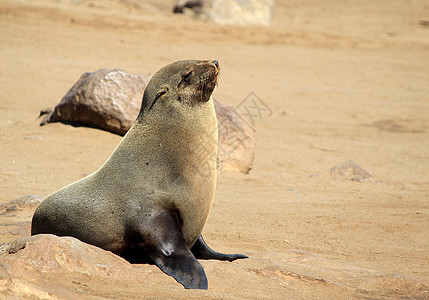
[1,0,428,298]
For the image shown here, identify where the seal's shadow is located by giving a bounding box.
[58,121,125,136]
[121,247,154,265]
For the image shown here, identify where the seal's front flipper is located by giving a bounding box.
[191,235,248,261]
[141,209,208,289]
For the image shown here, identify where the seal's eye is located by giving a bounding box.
[182,71,192,81]
[149,87,168,111]
[178,70,193,88]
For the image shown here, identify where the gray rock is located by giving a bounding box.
[40,69,255,173]
[174,0,274,26]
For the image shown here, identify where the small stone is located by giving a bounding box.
[329,160,373,182]
[0,195,43,216]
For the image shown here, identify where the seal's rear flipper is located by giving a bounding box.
[191,235,248,261]
[141,209,208,289]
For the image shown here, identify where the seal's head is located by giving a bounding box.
[139,60,219,117]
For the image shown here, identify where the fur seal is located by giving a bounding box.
[31,60,247,289]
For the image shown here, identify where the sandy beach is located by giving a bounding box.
[1,0,429,298]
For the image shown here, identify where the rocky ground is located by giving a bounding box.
[1,0,429,299]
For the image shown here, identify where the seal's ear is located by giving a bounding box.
[149,86,169,111]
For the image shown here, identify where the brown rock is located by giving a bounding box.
[215,99,255,173]
[0,234,138,299]
[1,235,426,299]
[40,69,150,135]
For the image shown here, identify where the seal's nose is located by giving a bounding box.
[212,60,219,69]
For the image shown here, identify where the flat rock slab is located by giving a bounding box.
[40,69,255,173]
[0,234,427,299]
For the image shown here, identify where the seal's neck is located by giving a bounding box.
[105,100,218,181]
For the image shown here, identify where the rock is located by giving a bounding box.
[0,195,44,244]
[1,235,426,299]
[40,69,255,173]
[0,195,43,216]
[329,160,373,182]
[215,99,255,173]
[173,0,274,26]
[173,0,204,14]
[0,235,131,275]
[419,20,429,27]
[40,69,150,135]
[0,234,140,299]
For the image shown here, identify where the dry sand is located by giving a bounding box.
[1,0,429,298]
